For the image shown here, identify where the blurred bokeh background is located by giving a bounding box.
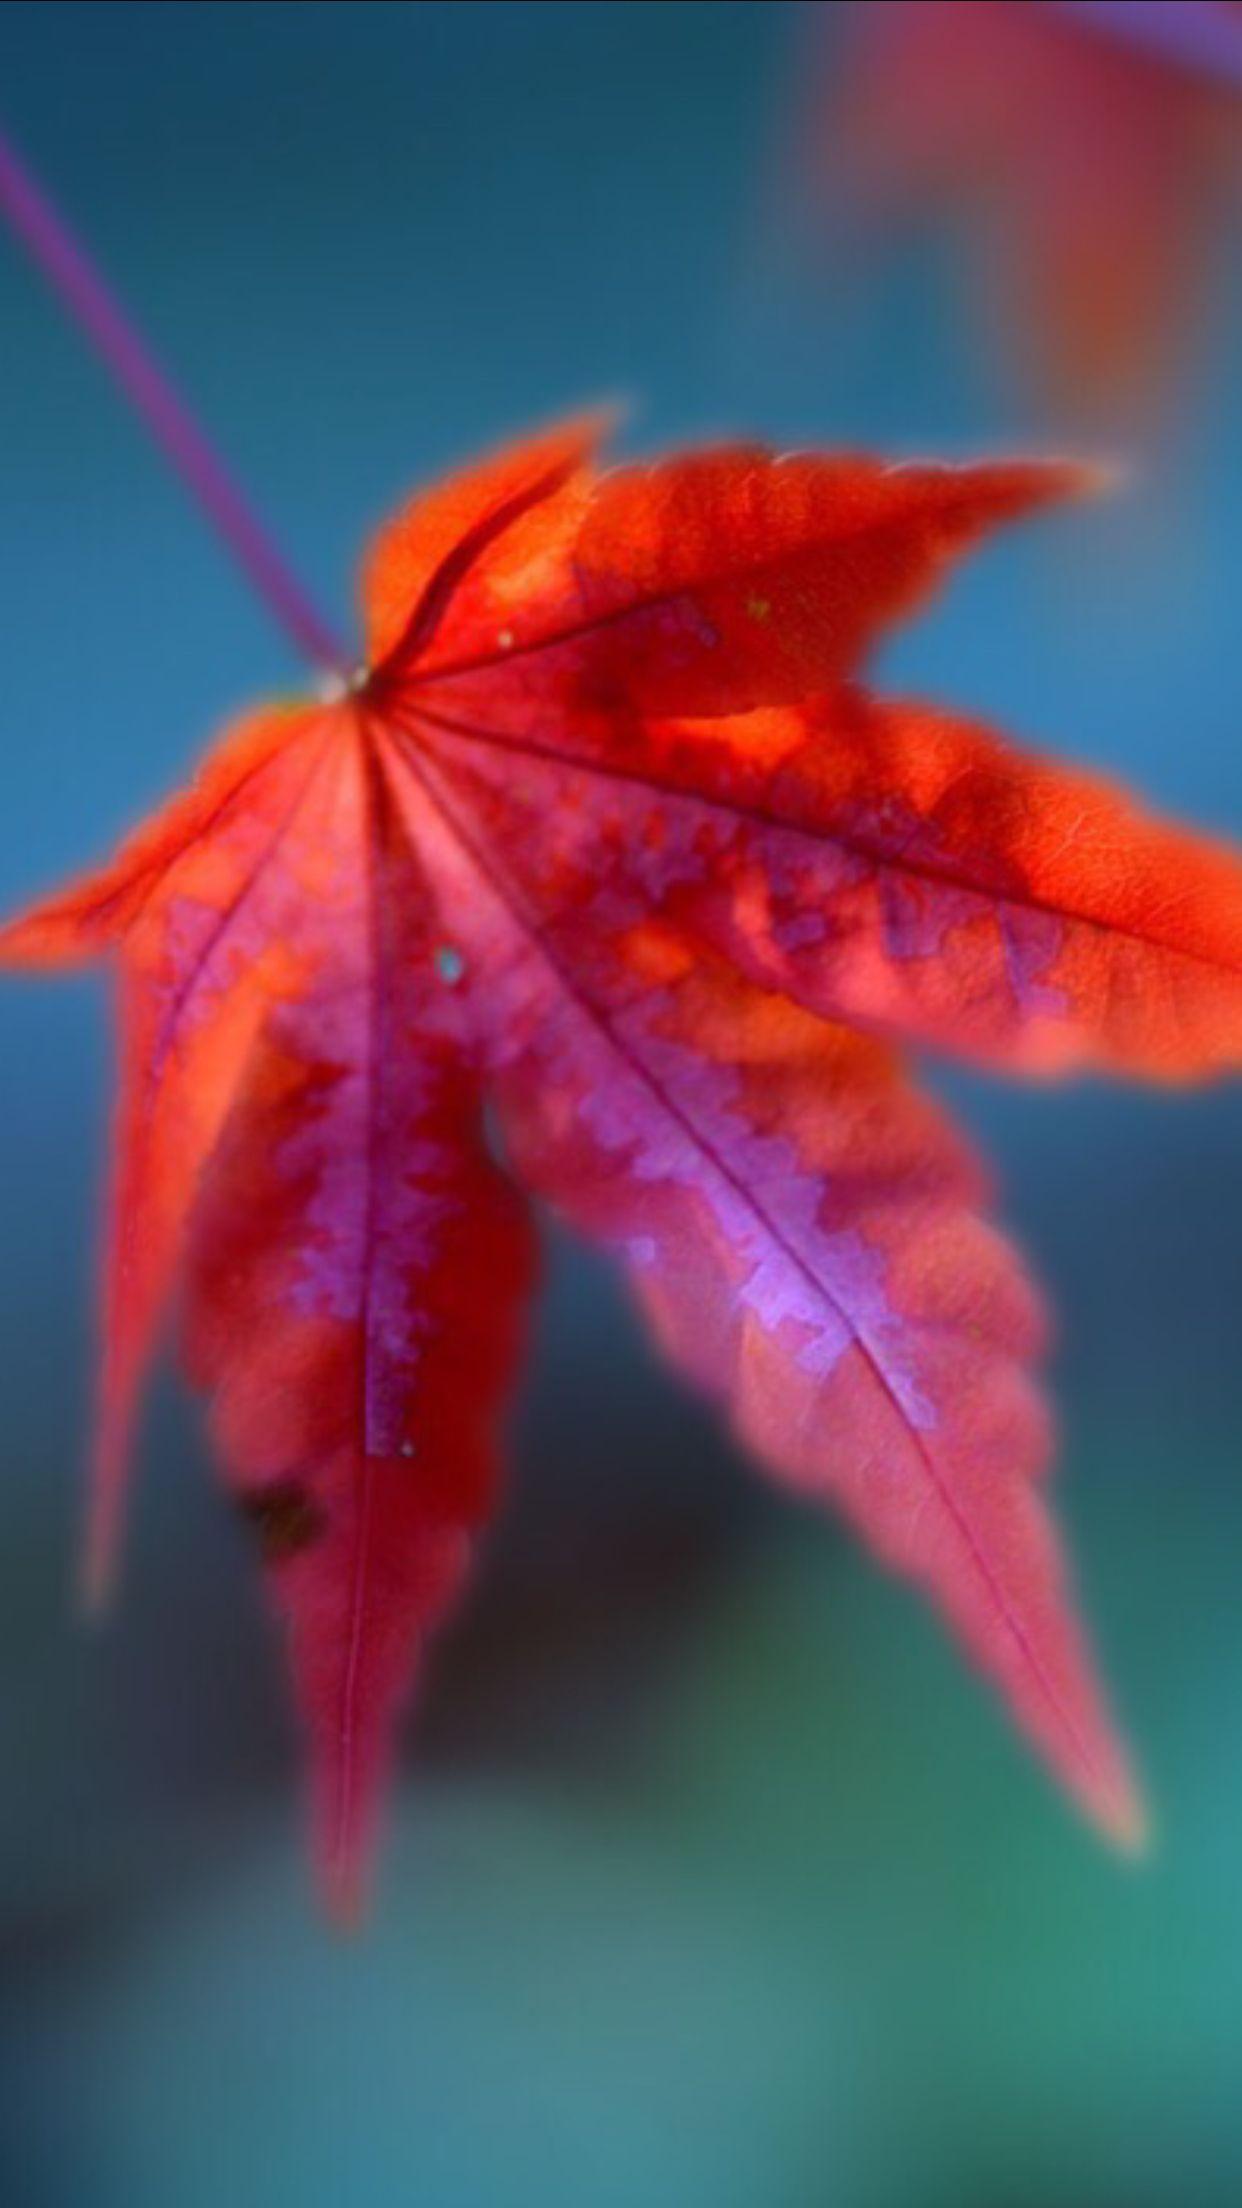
[2,4,1242,2202]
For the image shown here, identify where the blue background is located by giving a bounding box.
[2,4,1241,2202]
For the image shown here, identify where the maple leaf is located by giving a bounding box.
[802,0,1242,423]
[7,413,1242,1915]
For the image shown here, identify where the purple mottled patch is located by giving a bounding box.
[839,792,1069,1020]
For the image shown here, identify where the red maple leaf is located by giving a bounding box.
[8,412,1242,1913]
[803,0,1242,423]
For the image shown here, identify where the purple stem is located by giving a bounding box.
[1046,1,1242,90]
[0,125,351,677]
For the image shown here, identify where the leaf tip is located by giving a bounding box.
[309,1733,385,1934]
[1102,1784,1153,1863]
[77,1509,122,1621]
[1062,454,1133,503]
[77,1430,129,1619]
[320,1857,370,1935]
[1081,1751,1150,1862]
[75,1549,115,1623]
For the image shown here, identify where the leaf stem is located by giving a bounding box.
[0,124,351,679]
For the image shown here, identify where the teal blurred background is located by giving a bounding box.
[2,4,1242,2202]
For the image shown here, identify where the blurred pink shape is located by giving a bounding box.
[804,0,1242,426]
